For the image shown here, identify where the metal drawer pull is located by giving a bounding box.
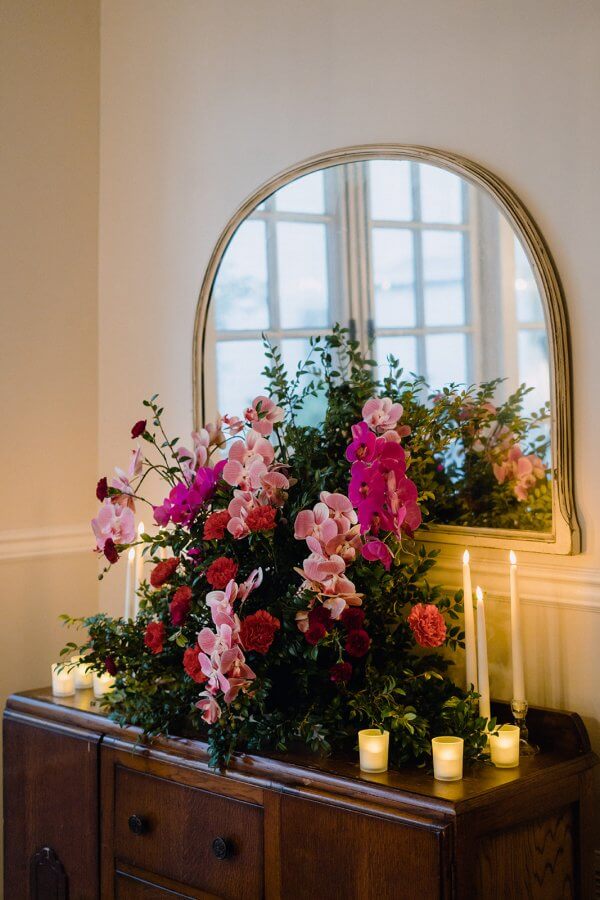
[212,836,232,859]
[128,814,147,836]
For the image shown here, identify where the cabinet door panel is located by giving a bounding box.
[279,794,444,900]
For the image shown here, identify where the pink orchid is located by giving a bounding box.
[222,414,244,435]
[176,430,211,483]
[260,471,290,507]
[294,502,338,545]
[243,395,284,436]
[361,539,393,571]
[238,567,263,600]
[222,430,275,489]
[92,500,136,552]
[206,580,239,621]
[111,448,143,508]
[362,397,404,432]
[319,491,357,531]
[324,526,362,563]
[295,609,310,633]
[196,692,221,724]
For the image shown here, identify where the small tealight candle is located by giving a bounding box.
[432,736,464,781]
[51,663,75,697]
[71,654,93,689]
[490,724,520,768]
[358,729,389,773]
[93,671,115,699]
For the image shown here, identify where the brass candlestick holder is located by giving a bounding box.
[511,699,539,756]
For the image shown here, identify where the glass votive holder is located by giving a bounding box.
[358,728,390,773]
[71,653,93,689]
[93,671,115,699]
[51,663,75,697]
[490,724,520,768]
[432,736,464,781]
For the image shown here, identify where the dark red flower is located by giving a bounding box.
[341,607,365,631]
[96,477,108,501]
[170,585,192,626]
[103,538,119,564]
[203,510,230,540]
[131,419,147,439]
[104,656,117,676]
[239,610,280,654]
[144,621,165,655]
[245,505,277,533]
[205,556,238,590]
[330,661,352,684]
[183,646,207,683]
[344,628,371,658]
[150,557,180,588]
[305,622,326,646]
[308,605,332,631]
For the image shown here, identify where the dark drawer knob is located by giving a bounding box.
[128,814,147,836]
[212,836,232,860]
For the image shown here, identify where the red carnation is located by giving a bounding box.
[104,656,117,676]
[203,510,230,541]
[407,603,447,648]
[245,505,277,533]
[150,557,180,588]
[344,628,371,658]
[239,609,280,655]
[305,622,326,646]
[144,621,165,655]
[183,647,207,683]
[205,556,238,590]
[170,585,192,626]
[330,661,352,684]
[308,605,332,631]
[103,538,119,564]
[96,477,108,501]
[131,419,147,439]
[341,607,365,631]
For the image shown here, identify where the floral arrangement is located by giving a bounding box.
[61,328,546,768]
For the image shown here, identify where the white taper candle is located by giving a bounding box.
[476,586,491,721]
[134,521,145,616]
[124,547,135,619]
[462,550,478,691]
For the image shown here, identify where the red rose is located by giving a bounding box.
[344,628,371,658]
[205,556,238,590]
[330,661,352,683]
[144,621,165,655]
[308,606,332,631]
[245,505,277,533]
[104,656,117,676]
[341,607,365,631]
[407,603,447,648]
[96,477,108,501]
[150,557,180,588]
[131,419,147,439]
[239,610,280,655]
[170,585,192,626]
[103,538,119,564]
[203,510,230,541]
[183,646,207,683]
[305,622,326,646]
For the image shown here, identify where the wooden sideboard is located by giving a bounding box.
[3,689,597,899]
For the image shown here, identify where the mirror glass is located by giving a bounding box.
[202,158,553,534]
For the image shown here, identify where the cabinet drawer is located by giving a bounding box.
[113,765,263,899]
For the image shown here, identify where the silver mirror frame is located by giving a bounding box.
[193,145,580,555]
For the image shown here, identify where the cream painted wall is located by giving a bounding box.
[0,0,100,868]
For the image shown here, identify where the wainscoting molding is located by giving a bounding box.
[0,524,91,561]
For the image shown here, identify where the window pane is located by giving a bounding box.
[514,237,544,323]
[518,329,550,414]
[425,333,468,387]
[281,338,326,426]
[274,171,325,214]
[376,335,418,375]
[216,340,268,415]
[369,160,413,221]
[422,231,465,326]
[372,228,416,327]
[213,221,269,330]
[419,164,463,224]
[277,222,329,328]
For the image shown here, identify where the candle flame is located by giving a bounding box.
[463,549,470,564]
[475,586,483,602]
[509,550,517,565]
[138,521,145,536]
[128,547,135,561]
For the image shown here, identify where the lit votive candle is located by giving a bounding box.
[490,724,520,768]
[71,654,93,689]
[93,671,115,699]
[432,736,464,781]
[51,663,75,697]
[358,728,389,773]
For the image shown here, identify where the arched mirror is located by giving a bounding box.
[194,146,579,554]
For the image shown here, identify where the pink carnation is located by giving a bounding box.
[407,603,446,648]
